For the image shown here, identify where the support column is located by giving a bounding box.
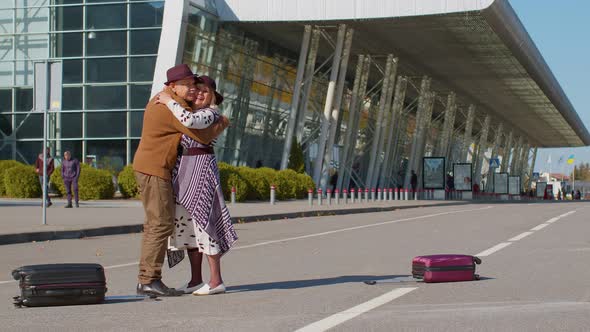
[415,92,436,188]
[474,115,491,186]
[510,136,524,174]
[528,147,538,190]
[314,24,347,188]
[366,54,395,188]
[501,131,513,173]
[435,92,457,158]
[340,56,371,190]
[390,115,408,187]
[379,75,406,188]
[519,143,530,181]
[281,25,311,170]
[371,57,398,189]
[295,28,321,143]
[461,105,476,162]
[337,55,364,190]
[404,76,431,188]
[321,27,354,189]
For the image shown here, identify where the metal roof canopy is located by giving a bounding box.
[220,0,590,148]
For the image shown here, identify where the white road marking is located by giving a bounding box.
[531,224,549,231]
[234,206,494,251]
[478,209,577,257]
[294,287,418,332]
[508,232,533,242]
[104,262,138,269]
[475,242,512,257]
[0,280,15,285]
[0,206,493,286]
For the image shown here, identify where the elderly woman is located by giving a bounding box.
[157,75,237,296]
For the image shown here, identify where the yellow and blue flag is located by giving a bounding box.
[567,154,575,165]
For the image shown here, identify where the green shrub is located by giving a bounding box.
[296,172,316,198]
[237,166,274,200]
[288,138,305,173]
[218,162,249,202]
[118,165,139,198]
[4,165,41,198]
[0,160,25,196]
[272,169,302,200]
[51,164,115,200]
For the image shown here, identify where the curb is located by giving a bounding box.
[0,201,470,245]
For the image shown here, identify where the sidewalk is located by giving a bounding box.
[0,197,467,245]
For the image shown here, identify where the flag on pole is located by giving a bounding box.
[547,154,551,164]
[567,154,575,165]
[558,155,564,165]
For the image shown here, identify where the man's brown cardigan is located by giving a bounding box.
[133,87,229,180]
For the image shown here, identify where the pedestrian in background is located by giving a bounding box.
[61,151,80,208]
[35,147,54,207]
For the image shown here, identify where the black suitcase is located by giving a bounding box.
[12,263,107,307]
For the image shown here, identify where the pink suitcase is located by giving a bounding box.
[412,254,482,283]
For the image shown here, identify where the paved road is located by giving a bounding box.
[0,202,588,331]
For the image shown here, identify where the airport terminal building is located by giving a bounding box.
[1,0,589,192]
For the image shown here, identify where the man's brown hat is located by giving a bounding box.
[164,64,194,85]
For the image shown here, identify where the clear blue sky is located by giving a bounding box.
[508,0,590,174]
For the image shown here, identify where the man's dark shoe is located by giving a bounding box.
[136,280,183,297]
[75,202,79,208]
[64,203,72,208]
[47,201,52,207]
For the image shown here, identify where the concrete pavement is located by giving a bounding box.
[0,197,468,245]
[0,201,588,331]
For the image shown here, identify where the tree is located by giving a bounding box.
[288,138,305,174]
[571,162,590,181]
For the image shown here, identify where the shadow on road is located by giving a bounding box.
[226,275,409,293]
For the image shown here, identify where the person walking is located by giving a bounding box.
[158,75,237,296]
[61,151,80,208]
[35,147,54,207]
[133,64,229,297]
[411,170,418,199]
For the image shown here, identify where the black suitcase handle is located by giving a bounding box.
[473,256,482,265]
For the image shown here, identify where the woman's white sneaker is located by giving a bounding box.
[192,283,226,295]
[177,282,204,294]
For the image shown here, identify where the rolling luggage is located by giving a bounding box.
[12,263,107,307]
[412,254,481,283]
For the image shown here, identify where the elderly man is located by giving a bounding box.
[133,64,229,297]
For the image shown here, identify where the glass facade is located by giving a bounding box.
[182,5,340,170]
[0,0,164,171]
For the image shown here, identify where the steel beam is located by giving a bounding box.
[461,105,476,162]
[295,28,321,143]
[321,27,354,189]
[474,115,491,186]
[528,147,538,190]
[281,25,311,169]
[404,76,431,188]
[435,92,457,159]
[366,54,395,188]
[501,131,514,173]
[379,74,405,187]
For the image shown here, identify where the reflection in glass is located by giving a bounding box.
[86,58,126,83]
[130,57,156,81]
[16,141,42,164]
[130,30,161,55]
[15,88,32,112]
[86,31,126,56]
[0,113,12,136]
[0,89,11,112]
[54,6,82,31]
[56,33,83,57]
[85,86,126,110]
[62,59,83,83]
[87,139,126,173]
[86,112,126,138]
[129,111,144,137]
[15,113,42,139]
[60,113,82,138]
[130,85,151,109]
[62,87,82,111]
[86,4,126,29]
[130,2,164,28]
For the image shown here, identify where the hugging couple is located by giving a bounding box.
[133,64,237,297]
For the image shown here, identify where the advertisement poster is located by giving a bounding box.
[494,173,508,194]
[536,182,547,198]
[508,176,521,195]
[453,163,472,191]
[423,157,445,189]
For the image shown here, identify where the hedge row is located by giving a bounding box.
[1,159,315,202]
